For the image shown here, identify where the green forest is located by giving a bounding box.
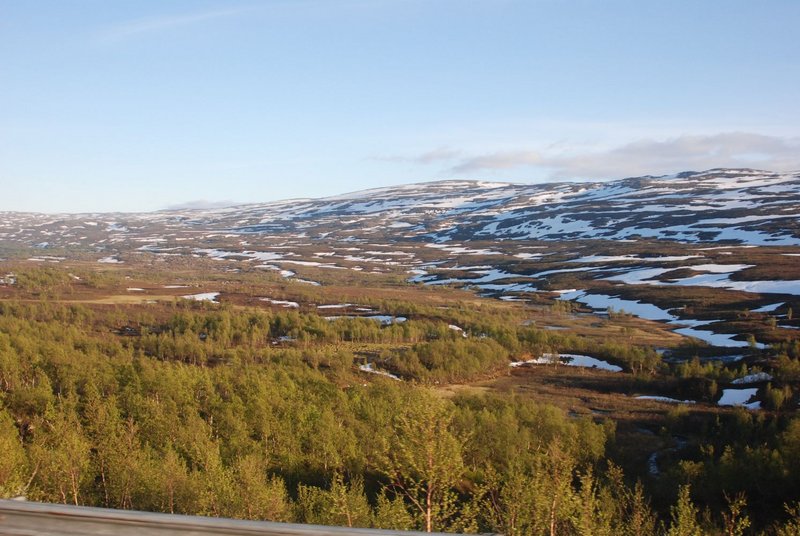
[1,296,800,535]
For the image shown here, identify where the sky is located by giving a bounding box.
[1,0,799,213]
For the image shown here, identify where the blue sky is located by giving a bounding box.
[1,0,799,212]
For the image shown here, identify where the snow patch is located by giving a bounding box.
[718,388,760,408]
[181,292,220,302]
[636,396,696,404]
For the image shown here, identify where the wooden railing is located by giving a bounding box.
[0,500,498,536]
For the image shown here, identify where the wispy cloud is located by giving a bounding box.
[374,146,462,165]
[165,199,238,210]
[99,6,258,41]
[388,132,800,179]
[451,150,541,173]
[98,0,415,41]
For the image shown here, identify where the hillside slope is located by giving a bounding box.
[2,168,799,248]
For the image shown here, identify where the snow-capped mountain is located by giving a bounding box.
[1,168,799,248]
[164,168,800,246]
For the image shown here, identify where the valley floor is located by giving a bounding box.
[1,237,799,533]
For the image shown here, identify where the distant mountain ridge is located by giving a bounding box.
[167,168,800,246]
[1,168,799,247]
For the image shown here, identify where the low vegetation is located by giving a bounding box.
[0,256,799,534]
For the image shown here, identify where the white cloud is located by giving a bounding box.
[539,132,800,179]
[394,132,800,179]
